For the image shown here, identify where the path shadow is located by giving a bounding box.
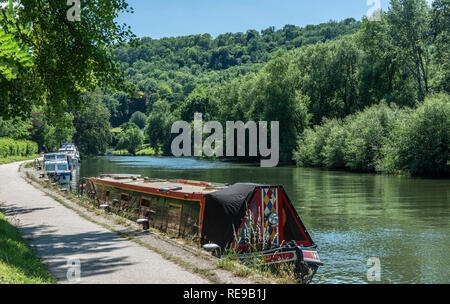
[2,216,137,282]
[0,205,53,216]
[22,223,137,281]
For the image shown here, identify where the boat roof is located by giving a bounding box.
[45,152,68,156]
[93,174,229,195]
[45,160,69,164]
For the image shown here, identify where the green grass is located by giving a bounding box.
[0,155,41,166]
[135,147,157,156]
[0,212,56,284]
[111,147,157,156]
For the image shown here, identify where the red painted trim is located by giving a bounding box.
[198,197,206,239]
[279,189,313,247]
[90,178,205,201]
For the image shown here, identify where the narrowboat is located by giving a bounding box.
[44,152,74,170]
[81,174,323,283]
[59,143,80,165]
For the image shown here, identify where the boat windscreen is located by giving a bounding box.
[57,164,68,171]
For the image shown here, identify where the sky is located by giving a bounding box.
[116,0,434,39]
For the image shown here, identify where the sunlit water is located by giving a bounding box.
[74,156,450,284]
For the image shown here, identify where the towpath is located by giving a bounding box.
[0,161,209,284]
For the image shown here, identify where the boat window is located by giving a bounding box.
[105,190,110,199]
[45,155,56,161]
[45,164,56,171]
[57,155,66,160]
[57,164,68,171]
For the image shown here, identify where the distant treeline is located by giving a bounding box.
[105,18,362,127]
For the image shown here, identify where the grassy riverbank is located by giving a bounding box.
[0,212,56,284]
[0,155,41,166]
[111,145,158,156]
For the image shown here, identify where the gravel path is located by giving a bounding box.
[0,161,209,284]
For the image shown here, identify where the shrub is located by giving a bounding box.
[343,103,397,172]
[26,141,39,155]
[294,119,342,167]
[381,94,450,176]
[323,120,348,169]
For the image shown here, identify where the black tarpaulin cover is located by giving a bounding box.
[201,183,263,248]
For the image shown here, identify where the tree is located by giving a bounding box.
[0,0,135,123]
[145,99,177,155]
[382,94,450,176]
[73,96,112,156]
[117,127,144,155]
[180,87,214,122]
[129,111,147,129]
[430,0,450,94]
[260,53,311,161]
[0,117,32,139]
[387,0,431,101]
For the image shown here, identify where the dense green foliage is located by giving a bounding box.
[0,137,38,157]
[129,111,147,129]
[145,99,178,155]
[101,18,361,128]
[0,0,135,123]
[30,113,75,153]
[116,123,144,155]
[73,93,112,156]
[0,117,32,139]
[294,95,450,176]
[381,94,450,176]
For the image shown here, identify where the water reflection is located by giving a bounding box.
[77,156,450,284]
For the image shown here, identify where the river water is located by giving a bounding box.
[74,156,449,284]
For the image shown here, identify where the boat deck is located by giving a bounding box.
[94,174,228,195]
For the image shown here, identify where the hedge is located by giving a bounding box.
[0,138,39,157]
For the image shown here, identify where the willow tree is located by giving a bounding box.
[0,0,135,123]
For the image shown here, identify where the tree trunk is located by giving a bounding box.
[416,61,424,102]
